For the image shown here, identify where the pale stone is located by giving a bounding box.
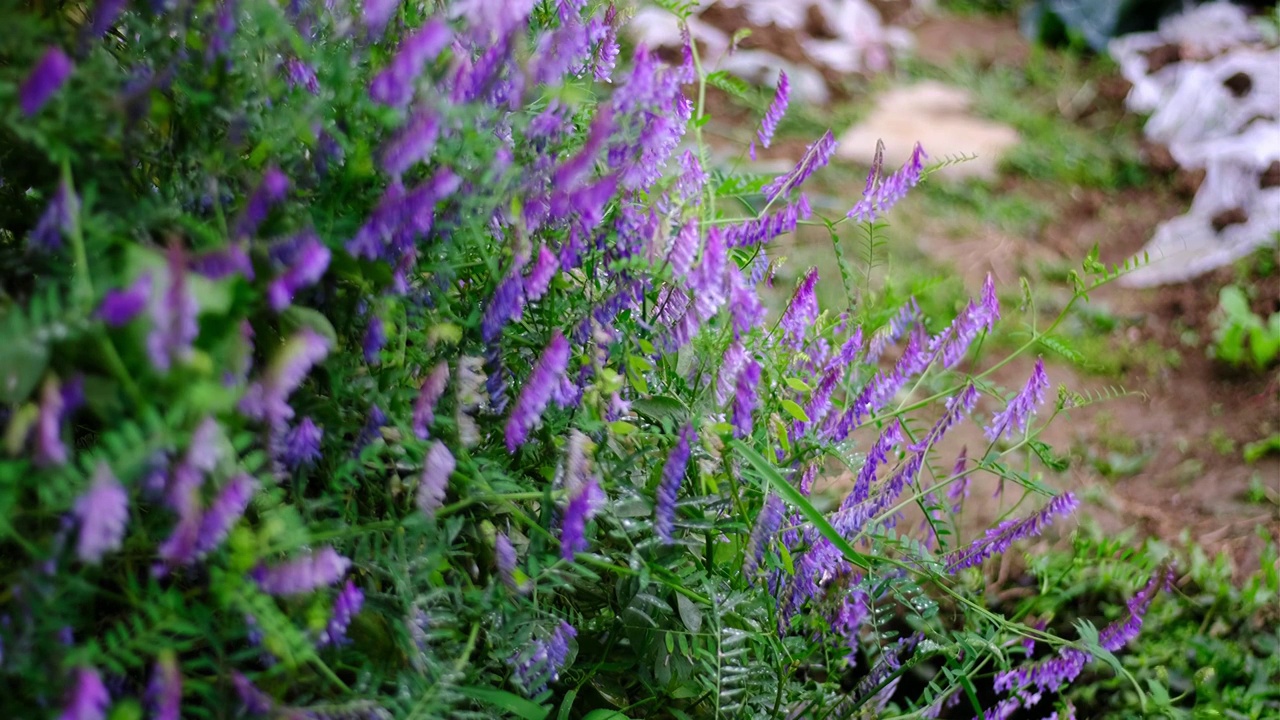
[836,80,1020,181]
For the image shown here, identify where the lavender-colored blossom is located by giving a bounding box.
[523,246,558,302]
[732,359,762,439]
[230,672,274,715]
[147,652,182,720]
[417,441,454,517]
[756,70,789,151]
[508,622,577,696]
[254,547,351,596]
[283,59,319,94]
[267,236,329,311]
[234,167,288,239]
[30,180,78,251]
[189,242,253,280]
[674,150,706,205]
[715,341,747,406]
[505,331,571,451]
[369,20,451,107]
[728,269,765,337]
[608,45,691,191]
[560,475,603,559]
[361,0,399,38]
[778,269,819,349]
[743,492,784,578]
[848,143,928,223]
[687,227,727,321]
[60,667,109,720]
[280,417,323,469]
[945,493,1078,573]
[207,0,237,65]
[655,425,695,544]
[495,532,526,593]
[721,194,811,248]
[911,383,979,452]
[948,447,970,512]
[866,299,919,365]
[829,327,864,372]
[412,362,449,439]
[35,376,68,467]
[238,329,331,428]
[320,580,364,646]
[194,474,257,556]
[481,274,526,343]
[354,405,387,456]
[21,47,73,116]
[985,359,1049,441]
[73,462,129,564]
[380,111,440,178]
[87,0,126,39]
[829,583,869,665]
[761,130,836,201]
[363,317,386,365]
[146,247,199,372]
[531,18,595,84]
[97,274,151,326]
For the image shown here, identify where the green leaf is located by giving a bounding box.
[779,399,810,422]
[556,690,577,720]
[631,396,689,425]
[581,711,633,720]
[730,440,872,570]
[0,339,48,404]
[784,378,812,393]
[609,420,638,436]
[456,687,550,720]
[676,592,703,633]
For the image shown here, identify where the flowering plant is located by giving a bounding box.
[0,1,1164,718]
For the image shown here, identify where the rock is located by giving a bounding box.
[835,80,1019,181]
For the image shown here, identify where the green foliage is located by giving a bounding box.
[1209,285,1280,370]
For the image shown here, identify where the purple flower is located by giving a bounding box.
[523,246,558,302]
[321,580,364,646]
[560,475,603,559]
[728,269,765,337]
[239,329,331,428]
[732,359,762,439]
[761,130,836,201]
[655,425,695,544]
[778,268,819,349]
[866,299,920,365]
[755,70,789,153]
[381,110,441,178]
[254,547,351,596]
[234,167,288,239]
[720,195,811,248]
[60,667,109,720]
[361,0,399,38]
[189,242,253,280]
[97,274,151,326]
[590,10,619,82]
[911,383,979,452]
[417,441,454,517]
[363,316,386,365]
[283,59,319,94]
[715,341,747,406]
[146,246,199,372]
[945,493,1078,573]
[948,447,970,512]
[481,274,526,343]
[280,416,323,469]
[508,622,577,696]
[35,376,68,467]
[195,474,258,556]
[674,150,706,205]
[743,492,784,578]
[369,20,451,107]
[21,47,73,116]
[847,143,927,223]
[230,672,274,715]
[412,362,450,439]
[688,226,727,321]
[843,422,902,507]
[267,236,330,311]
[147,652,182,720]
[73,462,129,564]
[30,180,78,251]
[505,331,571,452]
[495,532,525,593]
[531,18,595,84]
[985,359,1049,441]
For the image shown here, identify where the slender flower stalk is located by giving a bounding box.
[194,474,258,556]
[732,359,762,438]
[655,424,695,544]
[560,475,603,559]
[369,20,451,107]
[743,492,784,578]
[97,274,151,326]
[753,70,790,156]
[320,580,364,646]
[35,376,68,467]
[73,462,129,564]
[412,362,450,439]
[985,359,1050,441]
[761,130,836,201]
[847,143,927,223]
[147,652,182,720]
[280,417,323,469]
[944,493,1078,573]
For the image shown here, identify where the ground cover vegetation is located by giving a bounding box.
[0,1,1223,718]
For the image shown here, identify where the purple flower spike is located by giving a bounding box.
[412,362,450,439]
[508,622,577,696]
[675,150,707,205]
[732,358,762,439]
[21,47,73,116]
[417,441,455,517]
[560,475,604,559]
[147,652,182,720]
[35,376,68,467]
[254,546,351,596]
[60,667,109,720]
[235,167,289,239]
[267,236,330,311]
[985,359,1049,441]
[715,341,747,406]
[146,246,199,372]
[945,492,1078,573]
[666,221,700,278]
[778,269,819,349]
[195,474,258,556]
[73,462,129,564]
[362,0,399,38]
[381,110,441,178]
[97,274,151,326]
[283,59,319,94]
[523,246,558,302]
[847,142,928,223]
[743,492,784,578]
[363,316,386,365]
[321,580,364,646]
[239,329,331,428]
[369,20,451,107]
[758,70,789,150]
[495,532,526,593]
[481,274,526,343]
[728,269,765,337]
[505,331,571,452]
[761,129,836,201]
[655,424,696,544]
[30,180,78,251]
[280,416,323,469]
